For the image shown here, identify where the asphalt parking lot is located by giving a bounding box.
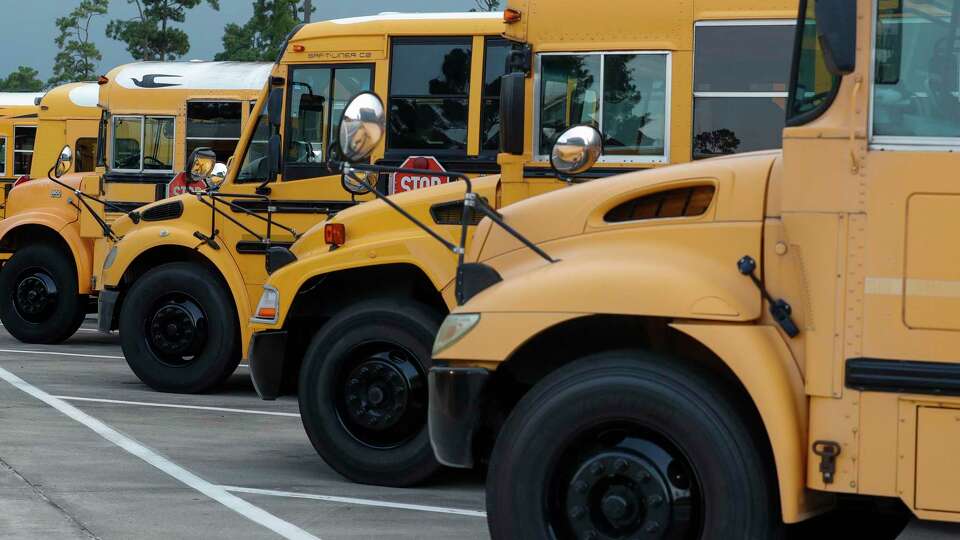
[0,318,949,539]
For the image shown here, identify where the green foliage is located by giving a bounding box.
[471,0,500,11]
[49,0,110,86]
[107,0,221,61]
[0,66,45,92]
[215,0,314,61]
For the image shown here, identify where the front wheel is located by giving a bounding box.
[118,262,239,393]
[299,300,443,487]
[486,353,781,540]
[0,243,86,344]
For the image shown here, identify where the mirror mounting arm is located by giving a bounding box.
[341,163,459,253]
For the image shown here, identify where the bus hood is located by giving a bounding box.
[291,175,502,259]
[473,151,781,265]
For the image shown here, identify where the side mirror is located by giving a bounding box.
[186,148,217,183]
[815,0,857,75]
[54,145,73,178]
[267,133,282,179]
[550,125,603,180]
[210,162,228,186]
[499,72,525,155]
[341,169,380,196]
[338,92,385,163]
[268,87,284,128]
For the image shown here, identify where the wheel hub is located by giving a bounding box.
[14,272,58,321]
[344,358,411,430]
[565,450,673,539]
[147,300,207,361]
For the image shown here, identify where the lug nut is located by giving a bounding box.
[647,495,663,508]
[568,505,585,519]
[645,521,661,533]
[614,459,629,472]
[590,463,605,476]
[574,481,588,494]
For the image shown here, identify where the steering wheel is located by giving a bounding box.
[143,156,167,168]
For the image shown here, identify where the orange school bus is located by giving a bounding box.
[429,0,960,537]
[0,62,269,344]
[0,92,44,214]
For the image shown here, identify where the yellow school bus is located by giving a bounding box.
[428,0,960,536]
[29,82,102,179]
[0,92,44,214]
[94,14,507,395]
[0,62,269,344]
[243,0,798,487]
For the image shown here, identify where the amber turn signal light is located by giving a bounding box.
[324,223,346,246]
[256,307,277,319]
[504,8,521,23]
[292,44,306,53]
[97,75,109,85]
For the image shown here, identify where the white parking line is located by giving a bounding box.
[0,365,320,540]
[221,486,487,518]
[55,395,299,418]
[0,348,249,369]
[0,349,124,359]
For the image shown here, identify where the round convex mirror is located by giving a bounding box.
[54,145,73,178]
[550,125,603,179]
[338,92,385,163]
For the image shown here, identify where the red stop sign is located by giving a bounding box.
[166,171,206,198]
[390,156,449,194]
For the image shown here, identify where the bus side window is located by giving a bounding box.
[0,137,6,177]
[537,52,670,163]
[872,0,960,140]
[186,101,243,164]
[75,137,97,173]
[13,126,36,176]
[692,22,794,159]
[387,37,472,158]
[481,38,512,155]
[235,101,273,183]
[283,65,373,181]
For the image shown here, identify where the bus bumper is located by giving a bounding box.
[97,289,119,333]
[427,366,490,469]
[248,330,289,401]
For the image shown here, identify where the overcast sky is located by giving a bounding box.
[0,0,482,81]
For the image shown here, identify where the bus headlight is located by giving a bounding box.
[103,246,119,271]
[433,313,480,355]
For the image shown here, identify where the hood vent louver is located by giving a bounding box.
[605,185,715,223]
[141,200,184,222]
[430,200,486,226]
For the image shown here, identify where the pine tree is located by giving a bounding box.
[49,0,110,86]
[107,0,221,61]
[0,67,45,92]
[215,0,314,62]
[471,0,501,11]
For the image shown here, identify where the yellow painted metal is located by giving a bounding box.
[433,0,960,526]
[100,15,507,354]
[254,0,799,360]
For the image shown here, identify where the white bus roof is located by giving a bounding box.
[0,92,44,107]
[330,12,502,24]
[109,62,272,91]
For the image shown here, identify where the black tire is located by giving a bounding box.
[486,352,781,540]
[0,243,86,344]
[298,299,443,487]
[118,262,239,393]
